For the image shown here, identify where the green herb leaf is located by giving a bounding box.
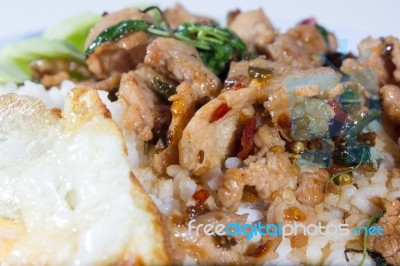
[150,77,176,102]
[85,20,151,58]
[85,17,247,75]
[174,23,247,75]
[345,109,381,138]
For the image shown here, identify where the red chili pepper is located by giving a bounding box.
[237,116,257,160]
[210,102,231,122]
[192,189,210,206]
[230,81,245,91]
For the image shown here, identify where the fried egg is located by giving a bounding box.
[0,88,169,265]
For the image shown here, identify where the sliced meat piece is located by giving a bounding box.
[380,84,400,124]
[267,25,333,68]
[119,70,170,141]
[228,9,277,53]
[78,75,121,91]
[87,31,153,79]
[218,152,299,208]
[368,199,400,265]
[254,125,286,150]
[179,86,265,175]
[295,168,329,206]
[341,36,400,86]
[144,38,222,99]
[164,4,216,30]
[151,82,197,175]
[85,8,154,79]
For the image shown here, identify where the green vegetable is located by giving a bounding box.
[174,23,247,75]
[339,85,361,113]
[345,109,381,138]
[150,77,176,101]
[359,211,386,266]
[85,18,247,75]
[0,58,30,84]
[43,13,101,52]
[85,20,152,57]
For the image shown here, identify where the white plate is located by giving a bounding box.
[1,0,400,52]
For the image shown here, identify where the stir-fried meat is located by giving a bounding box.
[78,75,121,91]
[119,70,170,141]
[164,4,216,30]
[30,59,91,88]
[218,152,299,208]
[267,25,336,68]
[86,31,153,79]
[179,58,334,174]
[144,38,222,174]
[227,9,277,53]
[368,199,400,265]
[254,125,286,150]
[168,210,252,265]
[295,168,329,206]
[341,36,400,86]
[179,86,264,175]
[266,196,318,227]
[144,38,222,99]
[380,84,400,124]
[151,82,197,175]
[86,9,154,79]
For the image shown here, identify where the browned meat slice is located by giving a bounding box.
[151,82,197,175]
[85,8,154,79]
[179,85,265,175]
[218,152,299,208]
[168,210,253,265]
[119,70,170,141]
[228,9,277,53]
[368,199,400,265]
[254,125,286,150]
[380,84,400,124]
[295,168,329,206]
[267,25,336,68]
[341,36,400,86]
[78,75,121,91]
[30,59,91,88]
[164,4,216,30]
[144,38,222,99]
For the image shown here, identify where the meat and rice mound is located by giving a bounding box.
[1,3,400,266]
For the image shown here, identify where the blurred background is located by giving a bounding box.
[0,0,399,52]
